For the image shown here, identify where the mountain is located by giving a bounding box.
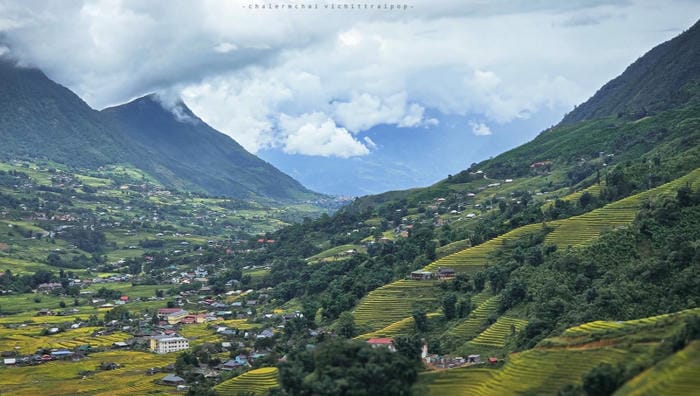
[0,59,132,167]
[562,19,700,124]
[103,95,316,200]
[0,60,317,201]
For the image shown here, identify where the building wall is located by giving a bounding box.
[151,337,190,354]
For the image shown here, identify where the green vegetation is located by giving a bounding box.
[470,317,527,348]
[214,367,279,395]
[0,62,321,201]
[416,367,496,396]
[353,280,439,331]
[0,18,699,396]
[276,339,419,396]
[616,341,700,396]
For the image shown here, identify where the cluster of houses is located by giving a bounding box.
[365,337,499,370]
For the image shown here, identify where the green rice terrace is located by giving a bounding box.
[419,308,700,396]
[213,367,280,395]
[469,316,528,348]
[443,294,499,343]
[355,311,442,340]
[353,279,439,331]
[615,341,700,396]
[352,168,700,335]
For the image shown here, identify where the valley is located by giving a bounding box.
[0,12,699,396]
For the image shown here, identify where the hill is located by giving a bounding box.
[103,95,315,200]
[562,19,700,124]
[0,60,318,201]
[0,60,132,167]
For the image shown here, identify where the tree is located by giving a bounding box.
[278,340,418,396]
[412,309,428,332]
[473,271,486,292]
[337,311,355,338]
[393,335,423,363]
[582,363,622,396]
[442,293,457,320]
[457,296,472,318]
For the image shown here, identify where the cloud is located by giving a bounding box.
[279,112,370,158]
[153,91,199,125]
[0,0,698,158]
[214,42,237,53]
[469,121,492,136]
[363,136,378,150]
[333,92,427,133]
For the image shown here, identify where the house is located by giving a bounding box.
[37,282,62,292]
[156,308,184,320]
[437,267,456,280]
[256,329,274,339]
[37,309,56,316]
[163,309,188,325]
[367,338,396,352]
[112,341,129,349]
[410,270,433,281]
[119,296,129,303]
[467,354,481,364]
[150,335,189,354]
[161,374,185,385]
[488,357,498,364]
[222,355,250,370]
[50,350,74,359]
[3,358,16,365]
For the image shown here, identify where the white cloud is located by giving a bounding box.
[153,91,199,125]
[333,92,426,133]
[279,112,369,158]
[363,136,378,150]
[214,42,237,53]
[338,29,362,47]
[469,121,492,136]
[1,0,698,158]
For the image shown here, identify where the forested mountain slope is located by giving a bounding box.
[0,60,318,201]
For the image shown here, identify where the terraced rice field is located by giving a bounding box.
[178,323,224,346]
[470,317,528,347]
[419,367,496,396]
[616,341,700,396]
[353,280,439,331]
[214,367,280,396]
[545,168,700,247]
[355,312,442,340]
[468,347,633,395]
[562,308,700,337]
[542,183,603,210]
[0,350,173,395]
[355,169,700,338]
[423,223,543,273]
[444,295,500,342]
[0,326,130,352]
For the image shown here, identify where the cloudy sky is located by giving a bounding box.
[1,0,698,194]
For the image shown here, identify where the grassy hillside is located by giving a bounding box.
[213,367,280,395]
[418,308,700,396]
[562,20,700,124]
[351,168,700,334]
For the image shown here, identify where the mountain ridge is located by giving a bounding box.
[0,60,318,201]
[561,19,700,124]
[103,94,316,200]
